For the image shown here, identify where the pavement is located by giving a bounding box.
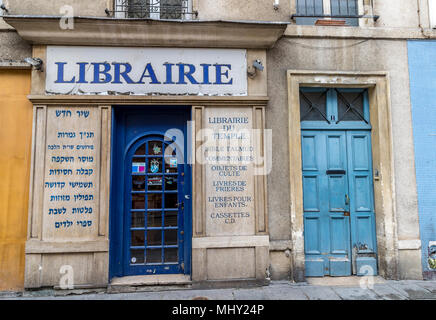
[1,278,436,300]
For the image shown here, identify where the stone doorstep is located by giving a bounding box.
[108,277,269,294]
[305,276,387,287]
[107,275,193,294]
[110,274,192,287]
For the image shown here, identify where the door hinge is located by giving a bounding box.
[181,262,184,271]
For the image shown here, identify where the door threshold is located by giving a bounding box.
[110,274,192,288]
[306,276,386,287]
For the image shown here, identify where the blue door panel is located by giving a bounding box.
[302,130,351,277]
[355,215,375,251]
[330,216,348,254]
[305,259,325,277]
[330,259,350,276]
[302,135,318,170]
[356,257,378,276]
[326,134,345,169]
[304,216,322,254]
[303,176,320,212]
[302,129,377,277]
[328,176,347,211]
[353,176,372,211]
[109,106,192,280]
[123,135,185,275]
[346,131,378,276]
[350,135,370,170]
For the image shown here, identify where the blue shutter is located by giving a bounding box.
[330,0,359,26]
[296,0,324,25]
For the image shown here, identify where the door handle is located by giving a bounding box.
[344,194,350,217]
[176,202,184,210]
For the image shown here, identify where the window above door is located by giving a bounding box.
[300,87,371,130]
[112,0,197,20]
[293,0,378,27]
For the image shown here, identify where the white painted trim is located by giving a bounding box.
[398,239,422,250]
[323,0,331,15]
[430,0,436,28]
[192,236,269,248]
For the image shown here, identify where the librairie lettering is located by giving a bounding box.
[55,62,233,85]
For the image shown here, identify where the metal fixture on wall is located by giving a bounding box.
[24,57,44,72]
[0,4,9,13]
[273,0,279,10]
[247,59,264,79]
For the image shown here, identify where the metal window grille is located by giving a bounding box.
[109,0,196,20]
[300,90,330,123]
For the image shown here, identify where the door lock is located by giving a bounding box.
[344,211,350,217]
[176,202,184,210]
[345,194,350,205]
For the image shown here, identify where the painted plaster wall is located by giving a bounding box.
[408,40,436,280]
[374,0,420,29]
[0,0,425,29]
[0,69,32,291]
[3,0,110,17]
[0,31,31,60]
[197,0,290,22]
[267,38,423,280]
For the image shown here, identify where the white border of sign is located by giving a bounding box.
[46,46,248,96]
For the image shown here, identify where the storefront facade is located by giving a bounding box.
[0,0,433,290]
[2,17,285,288]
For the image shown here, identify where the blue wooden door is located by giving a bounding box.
[110,106,192,279]
[302,130,352,276]
[346,131,378,276]
[302,130,377,277]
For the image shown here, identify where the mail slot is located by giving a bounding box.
[326,170,346,175]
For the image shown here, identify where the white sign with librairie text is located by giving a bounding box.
[46,46,248,96]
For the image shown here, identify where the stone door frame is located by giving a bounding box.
[287,70,399,282]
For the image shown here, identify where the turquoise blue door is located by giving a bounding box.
[300,88,378,277]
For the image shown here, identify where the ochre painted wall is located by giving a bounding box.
[0,69,32,291]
